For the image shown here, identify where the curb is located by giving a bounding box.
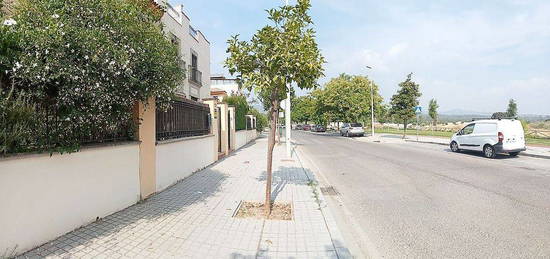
[405,139,550,160]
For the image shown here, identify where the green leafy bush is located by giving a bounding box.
[249,108,267,132]
[0,87,35,154]
[225,95,249,130]
[1,0,184,155]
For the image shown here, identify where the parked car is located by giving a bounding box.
[450,119,526,158]
[340,123,364,137]
[311,125,326,132]
[295,124,303,130]
[303,124,311,131]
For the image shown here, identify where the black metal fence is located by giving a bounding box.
[2,102,135,155]
[156,99,210,141]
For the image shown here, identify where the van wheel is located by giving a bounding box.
[509,152,520,157]
[483,145,496,158]
[450,141,460,152]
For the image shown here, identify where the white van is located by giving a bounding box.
[450,119,526,158]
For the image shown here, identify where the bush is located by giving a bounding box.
[225,95,249,130]
[1,0,184,154]
[249,108,267,132]
[0,87,35,154]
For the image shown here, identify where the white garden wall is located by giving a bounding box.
[0,143,140,255]
[156,135,215,192]
[235,130,258,150]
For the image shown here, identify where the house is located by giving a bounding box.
[211,74,241,97]
[156,1,211,101]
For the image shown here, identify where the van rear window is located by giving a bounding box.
[351,123,362,127]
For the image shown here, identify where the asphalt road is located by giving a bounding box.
[294,130,550,258]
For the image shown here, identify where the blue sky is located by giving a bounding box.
[175,0,550,115]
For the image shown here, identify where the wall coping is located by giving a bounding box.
[0,141,140,163]
[156,134,214,145]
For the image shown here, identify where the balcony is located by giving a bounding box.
[188,65,202,86]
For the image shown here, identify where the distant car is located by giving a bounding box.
[311,125,326,132]
[340,123,364,137]
[303,124,311,131]
[295,124,303,130]
[450,119,526,158]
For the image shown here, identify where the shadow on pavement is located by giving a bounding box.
[256,166,317,201]
[21,168,229,258]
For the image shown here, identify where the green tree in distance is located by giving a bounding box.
[429,98,439,127]
[317,74,382,126]
[292,95,315,124]
[389,73,422,138]
[507,99,518,118]
[225,0,325,215]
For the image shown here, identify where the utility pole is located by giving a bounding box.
[284,0,292,157]
[366,66,375,138]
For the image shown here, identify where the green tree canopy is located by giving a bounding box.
[315,74,383,124]
[225,0,325,214]
[389,73,421,137]
[429,98,439,125]
[292,95,316,124]
[507,99,518,118]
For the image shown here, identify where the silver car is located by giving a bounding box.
[340,123,365,137]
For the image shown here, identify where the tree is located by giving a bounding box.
[317,74,382,126]
[292,95,315,124]
[225,0,324,215]
[507,99,518,118]
[389,73,421,138]
[428,98,439,127]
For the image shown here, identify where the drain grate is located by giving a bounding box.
[320,186,339,196]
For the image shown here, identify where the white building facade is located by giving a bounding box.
[210,75,241,96]
[156,1,211,101]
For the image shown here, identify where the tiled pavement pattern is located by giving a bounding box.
[19,136,351,259]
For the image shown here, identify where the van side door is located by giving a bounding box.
[456,124,476,150]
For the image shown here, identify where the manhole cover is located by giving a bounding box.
[320,186,339,196]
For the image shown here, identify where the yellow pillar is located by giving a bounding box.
[228,106,236,152]
[203,99,219,162]
[134,97,156,199]
[217,103,229,156]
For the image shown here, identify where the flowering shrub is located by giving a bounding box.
[1,0,184,154]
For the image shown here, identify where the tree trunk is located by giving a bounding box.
[265,98,279,216]
[403,120,407,139]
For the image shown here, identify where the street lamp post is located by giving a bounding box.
[366,66,375,138]
[284,0,292,157]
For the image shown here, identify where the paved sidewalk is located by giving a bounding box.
[19,136,351,259]
[360,133,550,159]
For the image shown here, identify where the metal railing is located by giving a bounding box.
[156,99,210,141]
[188,65,202,86]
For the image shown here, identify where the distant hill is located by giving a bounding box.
[441,109,490,116]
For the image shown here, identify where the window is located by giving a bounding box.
[351,123,363,127]
[462,124,475,135]
[191,53,198,68]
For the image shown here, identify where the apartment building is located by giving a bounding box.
[156,1,211,101]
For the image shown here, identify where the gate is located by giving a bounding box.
[227,111,231,151]
[217,107,222,153]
